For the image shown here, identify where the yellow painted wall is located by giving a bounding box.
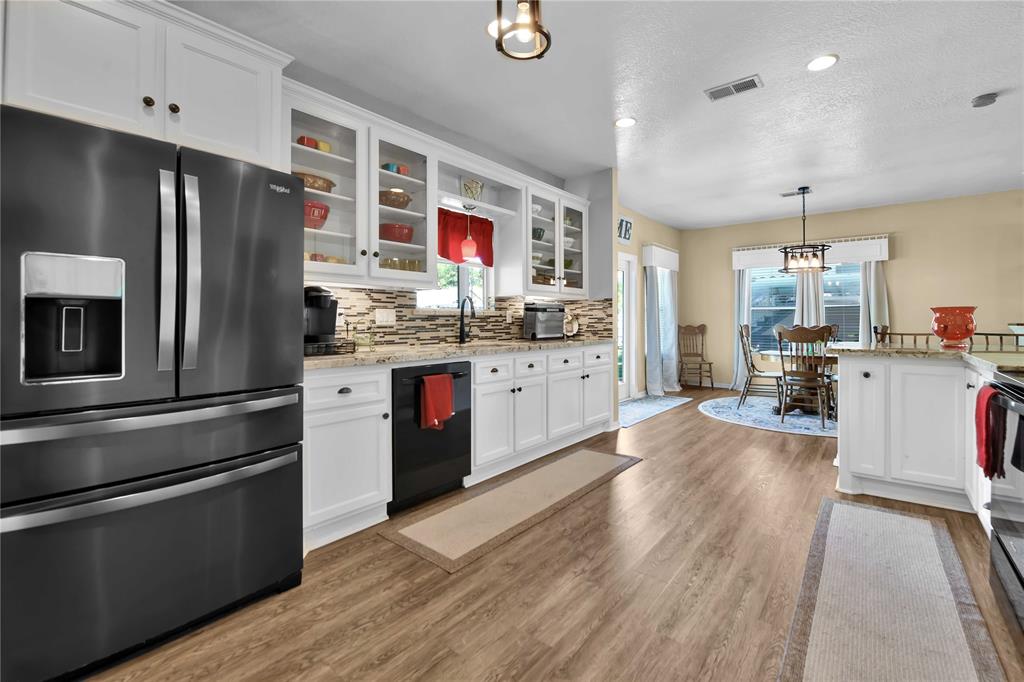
[677,190,1024,385]
[611,171,683,400]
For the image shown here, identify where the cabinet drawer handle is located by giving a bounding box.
[142,95,155,107]
[168,102,181,114]
[382,412,389,420]
[862,371,871,379]
[490,367,499,373]
[595,354,601,359]
[563,359,570,364]
[967,382,976,389]
[527,363,535,369]
[337,387,352,394]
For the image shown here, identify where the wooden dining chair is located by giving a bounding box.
[737,324,782,408]
[678,324,714,388]
[775,324,833,429]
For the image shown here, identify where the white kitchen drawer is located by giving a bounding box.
[304,368,388,410]
[548,350,583,373]
[584,347,613,367]
[515,355,546,377]
[474,357,514,384]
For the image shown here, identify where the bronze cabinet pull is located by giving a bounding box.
[142,96,155,107]
[168,102,181,114]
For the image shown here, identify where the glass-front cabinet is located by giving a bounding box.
[289,107,367,280]
[523,188,588,297]
[369,128,436,285]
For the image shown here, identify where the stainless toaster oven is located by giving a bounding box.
[522,303,564,340]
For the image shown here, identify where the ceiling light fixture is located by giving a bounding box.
[779,186,831,274]
[615,117,636,128]
[491,1,550,60]
[806,54,839,71]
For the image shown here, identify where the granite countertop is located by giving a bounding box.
[832,343,1024,372]
[304,337,613,370]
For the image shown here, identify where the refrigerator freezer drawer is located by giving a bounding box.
[1,447,302,681]
[0,386,302,504]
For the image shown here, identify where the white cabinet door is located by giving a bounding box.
[164,25,277,166]
[558,197,587,296]
[547,371,583,439]
[473,380,515,466]
[840,361,889,478]
[514,374,547,451]
[890,363,965,490]
[303,403,390,528]
[583,365,612,426]
[4,0,161,136]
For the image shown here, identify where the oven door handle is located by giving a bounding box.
[0,393,298,445]
[0,450,297,534]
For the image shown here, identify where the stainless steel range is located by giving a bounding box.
[0,106,304,680]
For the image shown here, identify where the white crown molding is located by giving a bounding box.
[122,0,293,67]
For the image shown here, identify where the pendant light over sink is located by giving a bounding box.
[779,186,831,273]
[488,0,551,60]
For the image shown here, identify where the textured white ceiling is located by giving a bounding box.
[176,1,1024,228]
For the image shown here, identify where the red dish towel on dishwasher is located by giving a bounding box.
[420,374,454,430]
[976,386,1007,479]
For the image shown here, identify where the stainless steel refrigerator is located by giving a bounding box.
[0,106,304,680]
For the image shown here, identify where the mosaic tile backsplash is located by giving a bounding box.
[318,286,613,346]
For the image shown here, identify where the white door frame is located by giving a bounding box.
[617,252,638,401]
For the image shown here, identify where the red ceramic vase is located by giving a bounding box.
[930,306,977,350]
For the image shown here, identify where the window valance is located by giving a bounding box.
[731,234,888,271]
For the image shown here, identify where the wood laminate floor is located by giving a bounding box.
[98,389,1024,681]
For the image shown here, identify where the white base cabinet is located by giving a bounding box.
[473,380,516,467]
[547,371,584,439]
[838,356,971,511]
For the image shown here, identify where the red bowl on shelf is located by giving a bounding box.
[379,223,414,243]
[304,200,330,229]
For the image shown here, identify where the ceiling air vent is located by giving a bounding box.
[704,75,763,102]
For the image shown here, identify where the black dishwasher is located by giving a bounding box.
[390,362,472,513]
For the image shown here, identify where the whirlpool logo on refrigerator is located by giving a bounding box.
[268,183,291,194]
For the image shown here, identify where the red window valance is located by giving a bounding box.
[438,207,494,267]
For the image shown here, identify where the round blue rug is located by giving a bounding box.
[697,396,836,438]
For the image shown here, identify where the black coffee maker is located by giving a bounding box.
[303,286,338,354]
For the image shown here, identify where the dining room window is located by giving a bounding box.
[823,263,862,342]
[748,267,797,349]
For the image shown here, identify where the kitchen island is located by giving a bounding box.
[836,344,1024,530]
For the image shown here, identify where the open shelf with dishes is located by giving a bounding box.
[370,129,436,282]
[290,107,366,276]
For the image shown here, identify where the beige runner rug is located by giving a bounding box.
[779,498,1005,681]
[379,449,640,573]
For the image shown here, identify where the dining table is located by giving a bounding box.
[754,342,860,415]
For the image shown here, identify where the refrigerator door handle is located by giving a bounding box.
[0,450,298,533]
[0,392,298,445]
[182,173,202,370]
[157,169,177,371]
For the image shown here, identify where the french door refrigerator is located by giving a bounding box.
[0,106,304,681]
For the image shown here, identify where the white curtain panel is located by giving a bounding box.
[858,260,891,343]
[644,265,665,396]
[660,269,681,392]
[794,270,825,326]
[730,268,752,389]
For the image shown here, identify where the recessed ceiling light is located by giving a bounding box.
[807,54,839,71]
[615,117,636,128]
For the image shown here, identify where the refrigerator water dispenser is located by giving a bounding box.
[21,252,125,384]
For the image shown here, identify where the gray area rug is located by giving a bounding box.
[780,498,1004,681]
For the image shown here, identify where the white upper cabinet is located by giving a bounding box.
[3,0,290,167]
[163,25,279,166]
[559,196,588,295]
[3,0,161,136]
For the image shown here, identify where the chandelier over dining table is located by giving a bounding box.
[779,186,831,273]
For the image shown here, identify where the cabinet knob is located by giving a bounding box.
[586,374,591,379]
[517,386,523,392]
[581,375,586,380]
[382,412,389,420]
[563,359,570,364]
[510,388,516,394]
[527,363,534,368]
[372,251,380,258]
[360,249,368,256]
[596,355,601,359]
[862,371,871,379]
[967,383,976,389]
[337,386,352,394]
[168,102,180,114]
[490,367,499,373]
[142,96,155,107]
